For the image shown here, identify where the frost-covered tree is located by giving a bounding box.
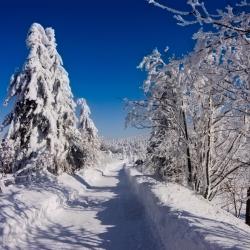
[101,136,148,162]
[1,23,85,175]
[183,41,250,199]
[151,0,250,203]
[126,50,189,183]
[77,98,99,144]
[127,0,250,199]
[127,0,250,222]
[148,0,250,36]
[147,1,250,118]
[76,98,100,166]
[127,47,249,194]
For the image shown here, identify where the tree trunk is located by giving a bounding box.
[204,116,211,200]
[246,187,250,226]
[182,111,192,185]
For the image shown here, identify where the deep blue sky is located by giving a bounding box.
[0,0,237,138]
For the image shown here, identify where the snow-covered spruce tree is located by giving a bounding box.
[77,98,98,144]
[76,98,100,166]
[45,28,86,173]
[2,23,85,175]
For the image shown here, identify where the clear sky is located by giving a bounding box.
[0,0,237,138]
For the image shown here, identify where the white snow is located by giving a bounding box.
[126,166,250,250]
[0,161,160,250]
[1,161,250,249]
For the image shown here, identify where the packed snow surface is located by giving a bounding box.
[0,161,160,250]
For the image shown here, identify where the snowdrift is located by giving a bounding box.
[126,166,250,250]
[0,182,60,248]
[0,159,119,249]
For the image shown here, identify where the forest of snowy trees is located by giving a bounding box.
[0,2,250,249]
[126,0,250,225]
[0,2,249,247]
[101,136,148,163]
[0,23,100,179]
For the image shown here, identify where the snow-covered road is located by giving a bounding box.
[15,162,161,250]
[2,161,250,250]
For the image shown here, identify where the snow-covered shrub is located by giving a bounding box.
[0,139,15,174]
[11,150,55,184]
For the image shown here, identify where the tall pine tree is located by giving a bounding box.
[2,23,85,175]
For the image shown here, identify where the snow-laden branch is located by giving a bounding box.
[148,0,250,34]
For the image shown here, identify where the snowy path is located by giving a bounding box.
[15,162,161,250]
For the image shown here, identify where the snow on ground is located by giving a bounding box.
[1,160,250,250]
[127,166,250,250]
[0,160,161,250]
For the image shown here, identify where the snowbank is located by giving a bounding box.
[126,166,250,250]
[0,184,60,248]
[0,159,123,249]
[0,171,85,248]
